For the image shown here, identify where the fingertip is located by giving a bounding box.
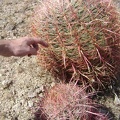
[39,40,49,47]
[26,37,49,47]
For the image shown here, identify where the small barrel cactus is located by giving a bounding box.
[34,83,109,120]
[31,0,120,88]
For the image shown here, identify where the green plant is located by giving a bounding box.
[31,0,120,89]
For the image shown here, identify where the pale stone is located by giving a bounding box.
[1,80,12,89]
[28,101,34,107]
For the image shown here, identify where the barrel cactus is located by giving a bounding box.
[31,0,120,89]
[34,83,109,120]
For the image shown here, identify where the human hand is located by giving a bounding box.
[9,37,48,57]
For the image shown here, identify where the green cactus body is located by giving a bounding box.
[31,0,120,89]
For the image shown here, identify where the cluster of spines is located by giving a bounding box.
[34,83,110,120]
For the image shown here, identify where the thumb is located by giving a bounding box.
[29,47,38,55]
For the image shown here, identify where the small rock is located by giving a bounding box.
[28,101,34,107]
[114,94,120,106]
[35,86,44,94]
[17,66,24,73]
[1,80,13,89]
[0,74,2,77]
[5,22,16,31]
[20,99,25,105]
[24,101,28,108]
[51,82,55,87]
[11,116,18,120]
[18,90,25,97]
[12,103,21,112]
[39,93,43,98]
[28,92,36,98]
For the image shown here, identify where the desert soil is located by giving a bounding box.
[0,0,120,120]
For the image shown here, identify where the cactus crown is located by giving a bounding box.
[31,0,120,88]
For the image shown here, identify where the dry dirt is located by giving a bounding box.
[0,0,120,120]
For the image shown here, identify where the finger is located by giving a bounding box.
[32,43,39,50]
[37,40,49,47]
[29,47,37,55]
[26,37,48,47]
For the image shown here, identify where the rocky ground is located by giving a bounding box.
[0,0,55,120]
[0,0,120,120]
